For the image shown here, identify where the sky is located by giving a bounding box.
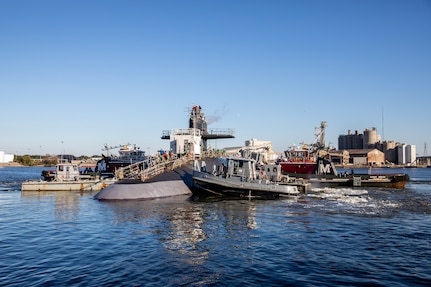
[1,0,430,157]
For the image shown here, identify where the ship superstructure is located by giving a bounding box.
[161,105,234,156]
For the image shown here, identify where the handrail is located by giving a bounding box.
[115,149,226,182]
[115,156,191,182]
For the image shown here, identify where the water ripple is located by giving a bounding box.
[1,167,431,286]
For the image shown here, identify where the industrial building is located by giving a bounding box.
[338,128,381,150]
[397,144,417,165]
[338,128,416,166]
[346,149,385,166]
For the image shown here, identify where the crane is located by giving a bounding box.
[313,121,327,149]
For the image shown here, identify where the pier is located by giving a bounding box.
[416,156,431,167]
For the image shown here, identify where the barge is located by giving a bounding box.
[22,163,115,192]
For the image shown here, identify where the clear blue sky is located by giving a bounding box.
[1,0,430,157]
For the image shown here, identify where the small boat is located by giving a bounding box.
[22,163,115,192]
[192,157,307,199]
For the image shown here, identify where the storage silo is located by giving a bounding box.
[406,144,417,164]
[384,140,396,150]
[398,144,406,165]
[352,130,363,149]
[364,127,378,148]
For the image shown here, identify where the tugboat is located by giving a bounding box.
[277,144,318,175]
[277,121,328,176]
[95,144,147,178]
[192,157,305,198]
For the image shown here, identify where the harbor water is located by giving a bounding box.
[1,166,431,286]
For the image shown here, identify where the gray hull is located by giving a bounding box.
[94,180,192,200]
[94,162,194,200]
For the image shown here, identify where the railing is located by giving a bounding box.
[115,149,227,182]
[161,128,202,138]
[162,128,234,138]
[115,161,143,180]
[139,157,189,181]
[115,155,191,182]
[206,128,235,137]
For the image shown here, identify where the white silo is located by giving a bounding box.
[406,144,417,164]
[398,144,406,164]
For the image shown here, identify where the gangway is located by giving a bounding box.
[114,150,225,182]
[115,156,190,182]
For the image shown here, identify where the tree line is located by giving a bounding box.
[13,155,95,166]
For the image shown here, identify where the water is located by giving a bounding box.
[1,166,431,286]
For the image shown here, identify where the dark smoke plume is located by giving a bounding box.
[206,104,229,125]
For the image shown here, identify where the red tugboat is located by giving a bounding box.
[277,121,328,175]
[277,144,317,175]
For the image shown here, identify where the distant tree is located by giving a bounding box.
[42,157,57,166]
[15,155,34,166]
[77,155,90,160]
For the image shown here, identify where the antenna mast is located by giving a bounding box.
[382,106,385,141]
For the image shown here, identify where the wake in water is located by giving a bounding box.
[302,181,431,217]
[305,187,405,216]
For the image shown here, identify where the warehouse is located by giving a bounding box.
[347,149,385,166]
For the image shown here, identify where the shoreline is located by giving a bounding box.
[0,162,23,167]
[0,162,46,167]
